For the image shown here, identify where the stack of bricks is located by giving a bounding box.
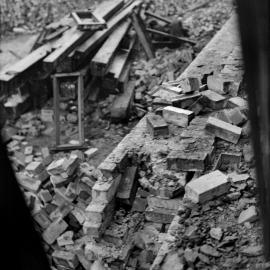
[11,144,110,269]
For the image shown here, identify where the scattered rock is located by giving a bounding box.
[238,206,258,224]
[210,227,223,241]
[200,245,221,257]
[240,245,263,257]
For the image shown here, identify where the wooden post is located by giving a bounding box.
[237,0,270,260]
[131,11,155,59]
[77,74,84,144]
[53,76,60,146]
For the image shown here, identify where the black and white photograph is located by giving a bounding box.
[0,0,268,269]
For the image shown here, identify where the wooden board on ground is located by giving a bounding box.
[90,19,131,76]
[110,81,135,120]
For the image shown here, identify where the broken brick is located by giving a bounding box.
[84,148,98,159]
[185,170,230,203]
[145,207,176,224]
[25,161,44,175]
[52,250,79,269]
[47,158,67,175]
[172,93,201,109]
[201,90,226,110]
[57,231,74,247]
[216,107,247,126]
[42,218,68,244]
[92,175,121,203]
[179,77,200,93]
[207,75,231,94]
[227,96,248,112]
[39,189,53,204]
[238,206,258,224]
[33,209,51,229]
[117,166,138,205]
[214,152,241,171]
[162,106,194,127]
[146,114,169,138]
[205,116,242,144]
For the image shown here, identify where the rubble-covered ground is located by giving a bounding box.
[2,1,260,270]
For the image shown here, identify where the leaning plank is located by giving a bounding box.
[90,19,131,76]
[109,34,136,80]
[131,12,154,59]
[110,81,136,120]
[102,34,136,92]
[72,0,142,61]
[43,0,126,71]
[0,44,52,82]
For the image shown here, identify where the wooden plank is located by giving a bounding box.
[72,0,142,62]
[109,36,136,80]
[77,74,84,144]
[110,81,136,120]
[43,0,127,71]
[102,35,136,91]
[0,44,52,82]
[144,11,171,24]
[131,12,154,59]
[94,0,125,21]
[146,28,196,45]
[90,19,131,76]
[53,76,60,146]
[118,61,132,92]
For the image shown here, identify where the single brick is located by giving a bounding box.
[92,174,121,203]
[52,250,79,269]
[205,116,242,144]
[201,90,226,110]
[227,96,248,112]
[25,161,44,175]
[179,77,200,93]
[163,106,194,127]
[84,148,98,159]
[42,218,68,244]
[146,114,169,138]
[167,149,213,172]
[185,170,230,203]
[172,92,201,109]
[145,207,176,224]
[217,108,247,126]
[207,75,232,94]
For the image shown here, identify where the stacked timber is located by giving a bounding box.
[0,0,153,121]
